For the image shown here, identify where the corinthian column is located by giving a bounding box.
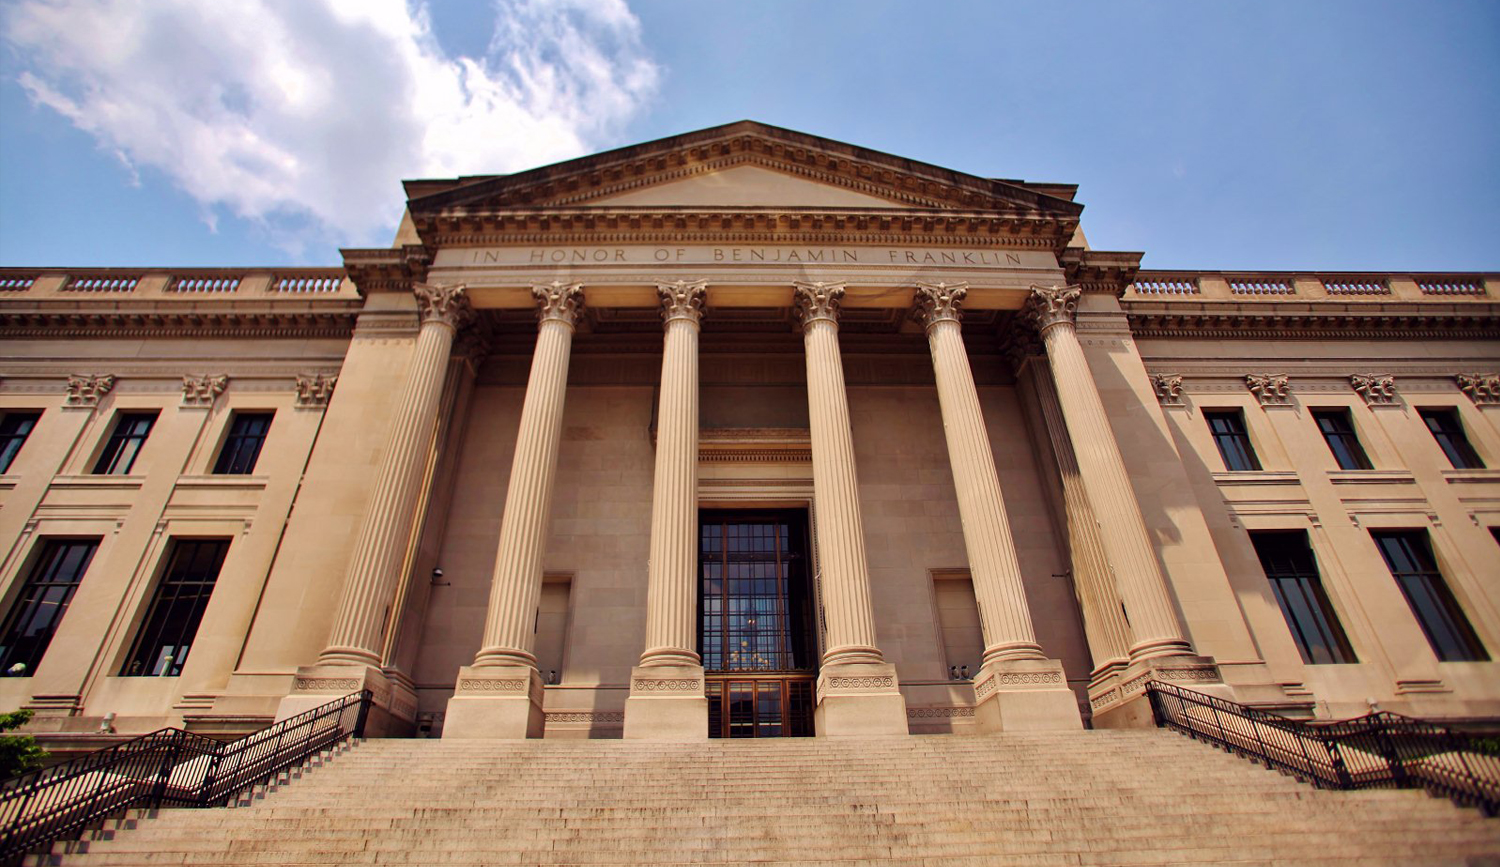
[912,283,1080,731]
[795,282,907,737]
[277,283,471,729]
[445,282,584,739]
[625,280,709,740]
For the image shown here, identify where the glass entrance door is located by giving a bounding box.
[699,511,816,737]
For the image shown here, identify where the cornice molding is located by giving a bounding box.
[0,307,358,340]
[1126,302,1500,340]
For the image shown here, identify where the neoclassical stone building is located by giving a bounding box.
[1,122,1497,749]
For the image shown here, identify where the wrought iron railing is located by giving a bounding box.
[0,690,370,862]
[1147,680,1499,815]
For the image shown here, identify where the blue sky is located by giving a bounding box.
[2,1,1497,271]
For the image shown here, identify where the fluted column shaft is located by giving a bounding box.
[474,284,584,668]
[1028,286,1192,662]
[914,283,1045,665]
[1027,358,1132,670]
[322,284,471,666]
[639,281,706,667]
[796,283,882,666]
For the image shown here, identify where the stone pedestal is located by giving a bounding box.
[972,658,1083,733]
[443,665,545,739]
[274,663,414,737]
[622,664,707,740]
[1088,655,1233,729]
[815,663,908,737]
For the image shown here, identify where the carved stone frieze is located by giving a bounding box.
[1151,373,1184,406]
[294,677,360,691]
[826,675,895,690]
[1456,373,1500,405]
[1349,373,1397,406]
[181,374,228,407]
[457,678,528,693]
[793,281,846,328]
[1245,373,1291,406]
[295,374,338,408]
[632,678,702,692]
[533,281,586,326]
[910,281,968,329]
[413,282,474,329]
[544,711,625,724]
[65,374,116,407]
[656,280,708,326]
[906,706,976,719]
[1023,284,1081,334]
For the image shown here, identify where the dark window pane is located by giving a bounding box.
[213,412,273,474]
[1419,408,1485,470]
[0,540,99,676]
[1205,410,1262,471]
[1249,531,1356,665]
[121,539,230,676]
[1371,530,1488,662]
[0,412,41,473]
[1311,409,1373,470]
[93,412,157,475]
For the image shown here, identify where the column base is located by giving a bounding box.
[1088,655,1232,729]
[972,658,1083,733]
[623,664,707,740]
[275,663,414,737]
[815,663,907,737]
[442,665,545,739]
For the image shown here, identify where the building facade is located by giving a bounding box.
[1,122,1497,749]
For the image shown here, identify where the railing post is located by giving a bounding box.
[150,734,183,808]
[1375,717,1409,788]
[1327,734,1354,789]
[353,690,372,738]
[1210,700,1229,751]
[1295,723,1316,782]
[197,742,227,807]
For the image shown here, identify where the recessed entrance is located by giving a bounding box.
[699,510,817,737]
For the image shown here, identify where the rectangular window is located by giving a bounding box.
[1371,530,1488,662]
[0,540,99,677]
[121,539,229,676]
[1311,408,1373,470]
[92,412,157,475]
[1204,409,1262,471]
[213,412,273,474]
[0,412,41,473]
[1419,408,1485,469]
[1248,532,1356,664]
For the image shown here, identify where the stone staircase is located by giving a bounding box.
[28,730,1500,866]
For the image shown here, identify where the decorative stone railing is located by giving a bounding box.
[1125,271,1495,302]
[0,268,354,299]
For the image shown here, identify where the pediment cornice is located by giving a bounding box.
[403,122,1082,248]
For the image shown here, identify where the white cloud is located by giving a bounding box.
[4,0,659,251]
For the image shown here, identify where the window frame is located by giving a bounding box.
[0,538,100,677]
[1370,529,1488,662]
[1203,408,1263,472]
[92,411,158,475]
[0,411,42,473]
[1248,530,1357,665]
[212,411,274,475]
[1417,408,1485,470]
[119,538,230,677]
[1310,407,1373,470]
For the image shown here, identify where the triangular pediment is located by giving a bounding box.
[584,164,904,208]
[405,121,1083,219]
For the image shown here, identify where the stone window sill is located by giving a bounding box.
[1211,471,1301,486]
[1441,468,1500,484]
[1327,470,1416,485]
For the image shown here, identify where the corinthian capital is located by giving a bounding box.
[657,280,707,327]
[1024,284,1082,334]
[911,282,968,329]
[793,281,846,330]
[413,282,474,329]
[533,281,585,327]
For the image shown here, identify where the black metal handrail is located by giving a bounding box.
[0,690,370,861]
[1146,680,1499,815]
